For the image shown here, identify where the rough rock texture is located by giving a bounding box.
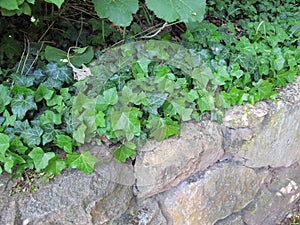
[135,121,224,198]
[155,163,266,225]
[0,77,300,224]
[0,151,134,225]
[223,76,300,168]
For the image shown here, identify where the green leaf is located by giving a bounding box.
[1,156,14,173]
[44,155,66,175]
[21,125,43,146]
[113,142,136,163]
[0,133,10,154]
[146,0,206,23]
[3,110,16,127]
[28,147,55,171]
[212,66,232,86]
[44,45,67,64]
[43,77,63,90]
[34,84,54,102]
[197,95,215,112]
[143,93,168,115]
[11,84,34,96]
[56,134,73,153]
[40,110,62,125]
[11,73,35,87]
[6,151,26,165]
[95,111,106,128]
[66,151,99,174]
[44,0,64,8]
[73,123,87,144]
[45,63,72,84]
[0,0,19,10]
[11,94,37,120]
[92,0,139,27]
[110,107,141,140]
[191,67,213,89]
[42,123,63,145]
[70,46,94,67]
[169,98,193,121]
[10,137,28,154]
[147,116,180,141]
[95,87,118,111]
[0,85,12,113]
[46,94,63,107]
[14,120,30,133]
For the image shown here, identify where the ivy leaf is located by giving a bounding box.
[46,94,64,107]
[143,93,168,115]
[14,120,30,133]
[197,95,215,112]
[113,142,136,163]
[147,116,180,141]
[11,84,34,96]
[95,111,106,128]
[73,123,87,144]
[40,110,62,125]
[11,94,37,120]
[0,85,12,113]
[169,98,193,121]
[3,110,17,127]
[11,73,35,87]
[191,67,213,89]
[21,126,43,146]
[10,137,28,154]
[92,0,139,27]
[45,62,72,84]
[43,77,63,90]
[56,134,73,153]
[119,86,148,106]
[44,155,66,175]
[28,147,55,172]
[110,107,141,140]
[95,87,118,111]
[66,151,99,174]
[146,0,206,23]
[41,123,63,145]
[0,133,10,155]
[34,84,54,102]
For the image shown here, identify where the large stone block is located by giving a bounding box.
[134,120,224,198]
[156,163,267,225]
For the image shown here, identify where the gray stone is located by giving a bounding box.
[0,155,134,225]
[223,77,300,168]
[111,198,167,225]
[215,214,244,225]
[154,163,267,225]
[242,163,300,225]
[135,120,224,198]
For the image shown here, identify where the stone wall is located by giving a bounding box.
[0,76,300,225]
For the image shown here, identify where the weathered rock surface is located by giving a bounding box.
[223,76,300,168]
[135,120,224,198]
[0,76,300,224]
[114,163,267,225]
[0,158,133,225]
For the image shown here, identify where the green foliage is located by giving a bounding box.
[146,0,206,23]
[1,0,206,27]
